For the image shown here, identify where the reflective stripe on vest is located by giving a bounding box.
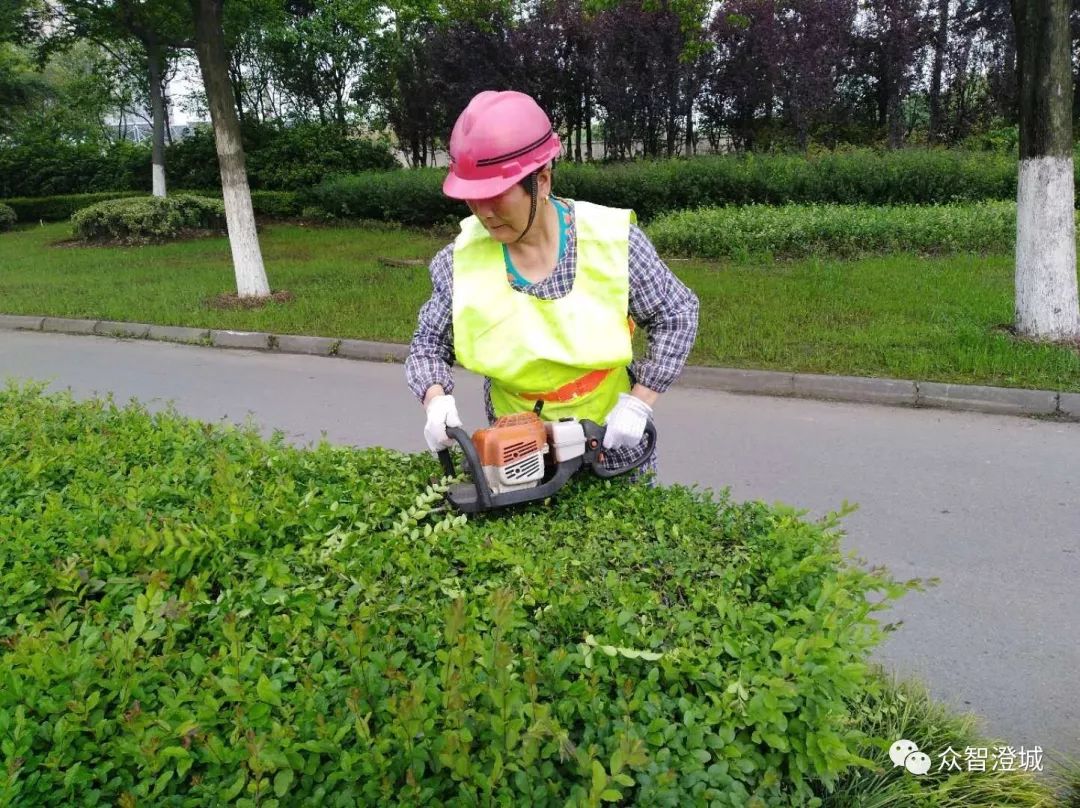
[451,200,636,422]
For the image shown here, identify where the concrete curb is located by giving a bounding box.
[3,314,1078,422]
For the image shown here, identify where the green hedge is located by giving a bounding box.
[0,202,16,232]
[0,384,914,806]
[165,122,398,192]
[310,149,1023,227]
[0,122,398,199]
[0,139,149,198]
[2,192,145,223]
[1,191,301,224]
[71,195,225,244]
[646,201,1018,259]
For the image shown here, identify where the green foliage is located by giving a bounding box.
[166,122,398,193]
[0,139,150,198]
[2,191,300,223]
[70,195,225,244]
[823,675,1054,807]
[308,167,460,227]
[0,122,397,200]
[311,150,1021,227]
[0,202,15,231]
[0,384,918,806]
[1,192,144,223]
[646,202,1017,260]
[249,190,304,218]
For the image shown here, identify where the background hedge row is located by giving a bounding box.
[647,201,1018,259]
[309,149,1024,228]
[0,148,1040,228]
[0,122,398,199]
[2,190,302,223]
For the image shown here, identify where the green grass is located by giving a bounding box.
[2,221,1079,392]
[821,672,1062,807]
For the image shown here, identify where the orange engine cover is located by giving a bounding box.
[472,412,549,467]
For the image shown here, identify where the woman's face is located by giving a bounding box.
[466,168,551,243]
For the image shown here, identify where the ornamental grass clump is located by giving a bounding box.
[70,194,225,245]
[0,202,16,232]
[0,384,917,806]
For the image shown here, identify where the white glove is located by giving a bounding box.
[424,394,463,452]
[602,393,653,450]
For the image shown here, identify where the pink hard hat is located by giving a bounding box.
[443,90,562,200]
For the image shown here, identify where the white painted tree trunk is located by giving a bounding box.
[220,157,269,298]
[1015,157,1080,339]
[152,164,166,198]
[193,0,270,299]
[148,39,168,198]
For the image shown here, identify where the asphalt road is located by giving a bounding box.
[3,329,1078,759]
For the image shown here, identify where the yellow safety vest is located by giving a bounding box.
[451,200,636,422]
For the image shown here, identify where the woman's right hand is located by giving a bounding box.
[424,394,463,452]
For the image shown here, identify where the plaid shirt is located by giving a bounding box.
[405,198,699,478]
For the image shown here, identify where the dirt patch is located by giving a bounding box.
[205,290,294,310]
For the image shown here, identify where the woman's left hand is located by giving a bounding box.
[602,393,653,449]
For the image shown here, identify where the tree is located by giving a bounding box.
[1010,0,1080,340]
[192,0,271,297]
[776,0,854,150]
[860,0,925,148]
[37,0,189,196]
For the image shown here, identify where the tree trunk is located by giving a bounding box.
[887,80,904,148]
[192,0,271,299]
[147,37,168,197]
[1011,0,1080,339]
[585,90,593,161]
[575,93,583,162]
[228,57,245,125]
[928,0,949,145]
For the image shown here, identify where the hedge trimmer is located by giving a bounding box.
[436,403,657,513]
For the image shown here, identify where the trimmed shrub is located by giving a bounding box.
[3,190,301,224]
[0,384,917,806]
[250,190,304,218]
[0,123,397,200]
[0,202,16,232]
[646,201,1017,260]
[309,149,1023,227]
[0,138,150,198]
[2,192,145,223]
[308,167,460,227]
[166,121,398,192]
[71,194,225,244]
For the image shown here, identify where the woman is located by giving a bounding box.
[405,90,699,481]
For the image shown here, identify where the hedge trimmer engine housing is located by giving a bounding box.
[471,412,590,495]
[437,406,657,513]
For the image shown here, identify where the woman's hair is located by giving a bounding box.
[518,161,555,193]
[513,161,555,242]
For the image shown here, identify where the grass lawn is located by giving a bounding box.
[2,220,1079,392]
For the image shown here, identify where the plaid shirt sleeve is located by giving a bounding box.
[404,243,457,403]
[626,225,700,394]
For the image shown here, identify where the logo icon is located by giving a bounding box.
[890,739,930,776]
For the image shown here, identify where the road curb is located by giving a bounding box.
[3,314,1077,422]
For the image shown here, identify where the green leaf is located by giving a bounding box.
[221,773,247,801]
[591,760,606,792]
[274,769,294,797]
[257,674,282,707]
